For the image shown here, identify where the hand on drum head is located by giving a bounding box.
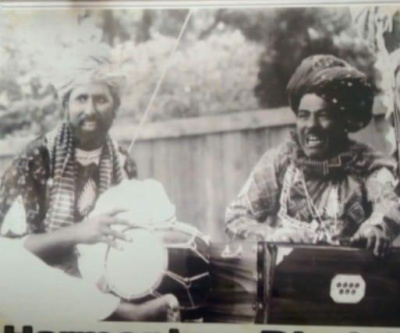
[350,224,391,257]
[75,208,134,248]
[112,294,181,322]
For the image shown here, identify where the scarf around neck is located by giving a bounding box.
[286,131,396,179]
[44,123,127,232]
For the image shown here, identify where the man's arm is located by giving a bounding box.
[351,167,400,256]
[24,208,132,264]
[365,167,400,237]
[225,148,284,240]
[0,139,49,239]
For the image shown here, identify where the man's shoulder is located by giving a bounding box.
[348,139,396,175]
[24,135,50,154]
[256,139,293,170]
[1,135,50,183]
[10,135,50,165]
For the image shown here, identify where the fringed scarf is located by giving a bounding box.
[44,123,127,232]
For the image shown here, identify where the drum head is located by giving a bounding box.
[105,228,168,300]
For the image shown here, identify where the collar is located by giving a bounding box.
[287,132,366,178]
[75,147,103,166]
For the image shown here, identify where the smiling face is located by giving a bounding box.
[296,93,347,160]
[66,83,116,150]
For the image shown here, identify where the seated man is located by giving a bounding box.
[0,54,137,275]
[226,54,400,256]
[0,53,180,321]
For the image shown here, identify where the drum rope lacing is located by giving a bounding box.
[104,222,210,308]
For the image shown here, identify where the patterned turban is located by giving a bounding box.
[286,54,375,132]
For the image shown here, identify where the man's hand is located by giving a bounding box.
[24,208,133,262]
[350,224,391,257]
[75,208,132,247]
[240,224,274,241]
[113,294,181,322]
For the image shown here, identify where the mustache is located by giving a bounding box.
[70,112,105,127]
[304,129,326,137]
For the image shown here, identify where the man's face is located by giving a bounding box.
[296,93,345,160]
[67,83,116,148]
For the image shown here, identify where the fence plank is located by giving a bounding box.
[112,108,295,141]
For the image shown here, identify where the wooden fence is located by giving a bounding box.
[0,108,392,241]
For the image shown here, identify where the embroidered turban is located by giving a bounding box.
[287,54,375,132]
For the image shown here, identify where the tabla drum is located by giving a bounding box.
[203,241,266,323]
[80,221,211,321]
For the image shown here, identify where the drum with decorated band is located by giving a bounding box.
[78,221,211,321]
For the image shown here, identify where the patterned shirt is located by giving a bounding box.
[0,133,137,276]
[225,135,400,243]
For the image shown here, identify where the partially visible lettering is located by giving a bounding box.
[4,326,33,333]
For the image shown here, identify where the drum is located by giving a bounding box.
[203,241,266,323]
[79,221,211,320]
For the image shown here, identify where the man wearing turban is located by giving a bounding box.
[0,53,182,322]
[0,54,138,275]
[226,54,400,256]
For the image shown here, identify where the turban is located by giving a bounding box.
[287,55,375,132]
[53,45,127,109]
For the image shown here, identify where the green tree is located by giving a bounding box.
[253,8,376,108]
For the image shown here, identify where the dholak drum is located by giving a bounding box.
[79,221,210,321]
[203,241,265,323]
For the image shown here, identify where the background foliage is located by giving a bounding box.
[0,7,386,138]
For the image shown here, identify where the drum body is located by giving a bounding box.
[80,221,210,321]
[204,241,264,323]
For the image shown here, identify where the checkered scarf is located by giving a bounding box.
[44,123,127,232]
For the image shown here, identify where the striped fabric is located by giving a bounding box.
[44,123,127,232]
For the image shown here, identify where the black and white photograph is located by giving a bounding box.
[1,2,400,331]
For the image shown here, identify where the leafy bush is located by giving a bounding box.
[0,7,380,138]
[116,30,262,123]
[253,8,377,108]
[0,9,262,137]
